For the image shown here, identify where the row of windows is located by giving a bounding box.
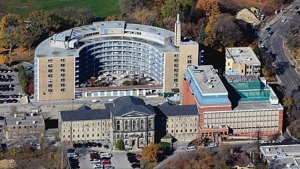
[168,117,198,122]
[12,125,38,129]
[167,129,197,133]
[167,123,197,127]
[63,122,110,127]
[63,132,109,139]
[48,59,65,63]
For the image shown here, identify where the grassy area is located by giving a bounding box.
[0,0,120,19]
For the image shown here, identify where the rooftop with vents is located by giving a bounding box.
[188,65,228,95]
[226,47,260,65]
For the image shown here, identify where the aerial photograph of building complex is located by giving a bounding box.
[0,0,300,168]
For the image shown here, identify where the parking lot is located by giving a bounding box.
[70,142,140,169]
[0,68,22,104]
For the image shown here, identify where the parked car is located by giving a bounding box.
[103,145,109,149]
[100,152,112,158]
[208,143,218,148]
[186,146,196,152]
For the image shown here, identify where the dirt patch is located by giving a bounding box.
[0,159,17,169]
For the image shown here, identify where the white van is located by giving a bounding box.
[100,152,112,158]
[92,100,98,103]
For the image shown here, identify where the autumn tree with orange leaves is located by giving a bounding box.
[141,142,159,162]
[196,0,221,17]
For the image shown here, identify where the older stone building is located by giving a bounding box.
[4,114,45,140]
[59,107,111,142]
[157,103,198,142]
[59,96,156,148]
[109,96,155,149]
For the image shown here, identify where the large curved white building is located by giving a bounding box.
[34,16,199,101]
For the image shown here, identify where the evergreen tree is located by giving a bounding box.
[198,24,205,44]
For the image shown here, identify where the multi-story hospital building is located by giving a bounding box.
[183,65,283,141]
[34,15,199,101]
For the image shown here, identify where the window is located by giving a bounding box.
[116,121,120,130]
[61,83,65,87]
[148,119,152,129]
[187,55,192,59]
[174,54,179,58]
[61,69,65,72]
[133,120,137,130]
[61,64,65,67]
[174,69,178,72]
[48,84,53,88]
[140,119,144,129]
[48,74,53,78]
[78,135,80,138]
[174,79,178,82]
[61,74,65,77]
[125,120,129,130]
[48,69,52,73]
[61,88,65,92]
[61,78,65,82]
[174,73,178,77]
[48,59,52,63]
[61,59,65,62]
[48,89,53,92]
[174,59,179,63]
[227,62,230,66]
[174,64,178,67]
[48,64,52,68]
[187,60,192,64]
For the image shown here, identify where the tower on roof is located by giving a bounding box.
[174,14,181,47]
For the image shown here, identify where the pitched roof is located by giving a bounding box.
[77,105,91,111]
[157,105,198,116]
[60,109,110,121]
[112,96,146,107]
[232,151,254,168]
[110,104,155,117]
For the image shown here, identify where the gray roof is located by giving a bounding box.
[158,105,198,116]
[110,104,155,117]
[112,96,146,107]
[4,114,45,126]
[78,105,91,111]
[60,109,110,121]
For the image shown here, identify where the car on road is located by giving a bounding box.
[291,65,296,69]
[281,17,286,22]
[208,143,218,148]
[295,6,299,10]
[131,162,141,168]
[103,145,109,149]
[186,146,196,152]
[265,27,271,32]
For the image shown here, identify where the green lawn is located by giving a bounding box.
[0,0,120,19]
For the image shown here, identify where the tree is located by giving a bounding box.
[297,48,300,65]
[115,140,125,150]
[0,55,8,65]
[213,144,234,168]
[210,14,242,48]
[27,81,34,96]
[141,142,159,162]
[196,0,221,17]
[10,105,18,115]
[0,13,26,61]
[197,23,205,44]
[161,0,181,18]
[18,64,27,93]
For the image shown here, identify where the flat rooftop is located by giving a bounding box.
[260,144,300,168]
[35,21,181,58]
[4,114,45,126]
[234,101,282,110]
[189,65,228,95]
[226,47,260,65]
[224,75,260,83]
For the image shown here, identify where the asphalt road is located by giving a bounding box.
[259,1,300,98]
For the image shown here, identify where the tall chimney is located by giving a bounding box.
[174,14,181,47]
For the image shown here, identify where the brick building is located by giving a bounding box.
[183,65,283,141]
